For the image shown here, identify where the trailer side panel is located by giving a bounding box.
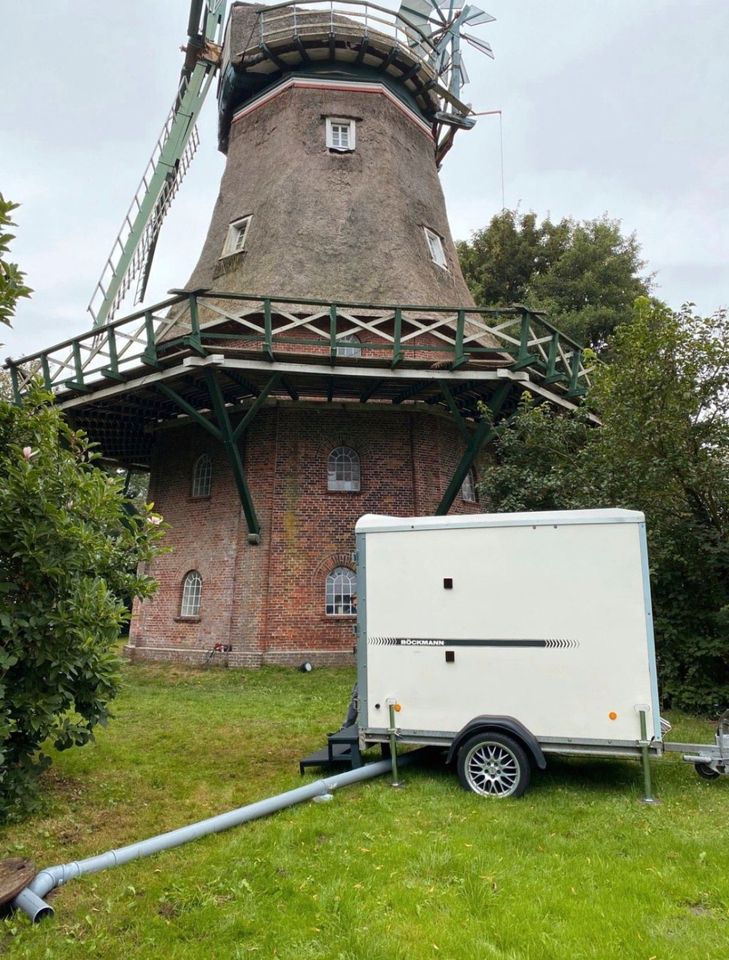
[358,511,660,745]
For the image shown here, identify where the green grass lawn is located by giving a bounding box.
[2,662,728,959]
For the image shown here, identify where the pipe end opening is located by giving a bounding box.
[31,903,55,923]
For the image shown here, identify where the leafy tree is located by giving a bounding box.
[0,197,165,819]
[479,298,729,712]
[0,194,32,329]
[0,388,166,819]
[457,210,650,351]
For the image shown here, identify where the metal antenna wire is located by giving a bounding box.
[470,108,505,210]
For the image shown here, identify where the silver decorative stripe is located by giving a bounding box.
[368,636,580,649]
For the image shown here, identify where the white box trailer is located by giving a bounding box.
[352,508,727,798]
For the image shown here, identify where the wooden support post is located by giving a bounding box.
[142,311,160,367]
[101,328,126,382]
[183,294,206,356]
[392,308,404,368]
[40,355,52,391]
[359,378,385,403]
[512,309,540,371]
[155,383,222,441]
[435,382,512,516]
[232,374,281,442]
[67,341,90,392]
[355,37,369,65]
[7,362,21,405]
[451,309,467,369]
[438,380,470,442]
[281,378,299,401]
[73,341,84,385]
[204,370,261,542]
[263,299,274,362]
[544,331,564,384]
[329,303,338,363]
[566,349,585,398]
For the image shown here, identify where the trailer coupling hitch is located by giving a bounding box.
[683,710,729,781]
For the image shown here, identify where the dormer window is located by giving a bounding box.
[424,227,447,269]
[326,118,356,152]
[222,216,251,257]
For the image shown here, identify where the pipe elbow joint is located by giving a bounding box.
[12,886,55,923]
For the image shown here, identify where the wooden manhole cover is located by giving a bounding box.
[0,859,36,906]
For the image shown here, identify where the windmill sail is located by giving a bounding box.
[89,97,201,325]
[87,1,227,328]
[398,0,437,60]
[397,0,495,113]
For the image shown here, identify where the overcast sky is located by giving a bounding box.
[2,0,727,361]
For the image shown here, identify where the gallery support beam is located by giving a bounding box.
[232,374,280,442]
[203,371,261,543]
[435,381,512,516]
[154,376,262,543]
[438,380,470,442]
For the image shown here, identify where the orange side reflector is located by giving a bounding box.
[608,711,618,720]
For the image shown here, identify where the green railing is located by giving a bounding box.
[5,290,591,403]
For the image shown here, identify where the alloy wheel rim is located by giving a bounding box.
[465,742,520,796]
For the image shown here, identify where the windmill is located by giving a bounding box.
[87,0,496,327]
[87,0,228,328]
[6,2,594,672]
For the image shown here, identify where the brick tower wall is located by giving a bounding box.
[128,405,482,667]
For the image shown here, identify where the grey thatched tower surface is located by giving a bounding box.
[184,1,476,306]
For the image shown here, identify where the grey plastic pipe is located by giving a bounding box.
[13,753,413,922]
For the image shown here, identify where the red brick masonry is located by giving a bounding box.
[128,404,480,667]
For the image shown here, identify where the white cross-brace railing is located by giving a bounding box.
[5,291,592,403]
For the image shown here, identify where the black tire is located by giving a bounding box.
[694,762,720,781]
[457,732,532,798]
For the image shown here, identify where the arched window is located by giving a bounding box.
[191,454,212,498]
[461,469,477,503]
[180,570,203,617]
[326,567,357,616]
[336,334,361,358]
[327,446,361,492]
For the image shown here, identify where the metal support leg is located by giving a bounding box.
[639,709,659,805]
[388,702,404,788]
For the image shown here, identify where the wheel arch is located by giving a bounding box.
[446,716,547,770]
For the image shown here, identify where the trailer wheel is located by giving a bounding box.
[694,762,720,781]
[457,732,531,798]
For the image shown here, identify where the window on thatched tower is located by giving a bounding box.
[424,227,447,269]
[326,117,356,152]
[222,216,251,257]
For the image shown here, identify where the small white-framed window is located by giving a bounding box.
[326,117,356,152]
[327,446,361,492]
[326,567,357,616]
[222,216,252,257]
[336,334,362,358]
[191,454,212,498]
[424,227,447,269]
[180,570,203,617]
[461,469,477,503]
